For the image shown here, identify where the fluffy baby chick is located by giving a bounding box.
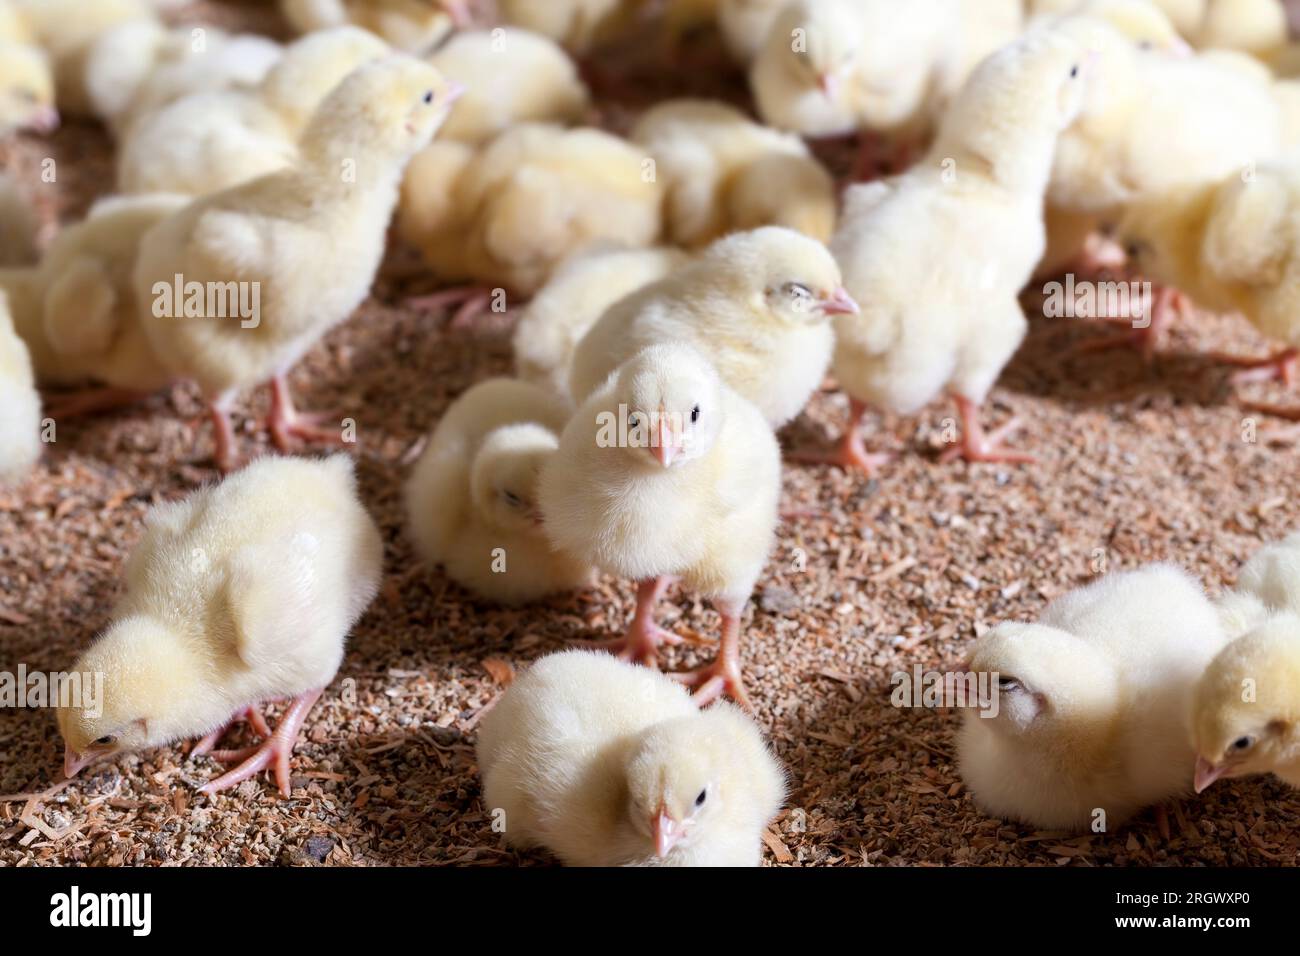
[750,0,956,155]
[496,0,639,54]
[426,27,590,146]
[134,57,462,472]
[1118,163,1300,407]
[512,244,688,396]
[8,0,153,117]
[540,344,780,708]
[86,20,284,135]
[1187,0,1288,59]
[0,289,41,482]
[118,27,391,197]
[1192,614,1300,792]
[631,99,836,246]
[824,26,1092,470]
[399,123,663,302]
[569,227,853,428]
[0,39,56,135]
[959,564,1229,831]
[477,650,786,866]
[717,0,789,64]
[405,378,593,603]
[57,455,382,796]
[280,0,463,53]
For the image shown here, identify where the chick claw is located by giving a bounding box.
[267,374,349,452]
[669,655,754,712]
[191,705,272,757]
[939,395,1037,465]
[198,689,322,798]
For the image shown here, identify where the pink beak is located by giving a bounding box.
[26,105,59,134]
[64,744,93,779]
[445,81,467,105]
[652,807,684,857]
[1194,756,1227,794]
[1170,38,1194,59]
[818,286,859,316]
[817,73,839,99]
[652,414,680,468]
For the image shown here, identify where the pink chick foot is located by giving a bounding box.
[191,705,272,757]
[789,398,892,474]
[939,396,1037,465]
[668,612,753,711]
[408,286,495,330]
[1214,346,1299,387]
[266,374,350,451]
[199,689,323,798]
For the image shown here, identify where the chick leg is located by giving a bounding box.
[209,394,241,474]
[939,394,1037,465]
[1070,286,1185,362]
[408,286,495,330]
[789,398,893,474]
[668,603,754,711]
[1212,346,1299,386]
[266,374,350,451]
[199,689,323,798]
[583,577,695,667]
[191,705,272,757]
[41,386,151,421]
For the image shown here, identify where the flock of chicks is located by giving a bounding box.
[1,0,1300,866]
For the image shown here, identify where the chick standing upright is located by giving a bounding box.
[477,650,785,866]
[958,564,1229,831]
[404,378,594,604]
[540,344,780,708]
[822,25,1093,470]
[133,57,463,471]
[568,227,857,429]
[56,455,383,797]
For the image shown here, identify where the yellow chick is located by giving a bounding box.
[8,0,153,117]
[0,288,41,482]
[539,344,780,708]
[959,564,1230,831]
[569,226,854,429]
[399,123,663,303]
[1,193,188,418]
[117,27,392,197]
[824,26,1092,471]
[56,455,383,797]
[1118,163,1300,409]
[496,0,639,54]
[405,378,594,603]
[631,99,836,246]
[133,57,463,472]
[0,39,56,135]
[426,27,590,146]
[280,0,464,53]
[1192,614,1300,792]
[1189,0,1288,60]
[512,244,688,397]
[86,20,284,135]
[477,650,786,866]
[717,0,789,64]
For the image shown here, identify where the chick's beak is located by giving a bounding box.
[1169,38,1194,59]
[651,411,681,468]
[1194,756,1227,794]
[63,744,93,779]
[445,81,467,105]
[652,806,684,857]
[818,286,859,316]
[26,105,59,134]
[817,72,839,98]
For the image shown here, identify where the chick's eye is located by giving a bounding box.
[784,282,812,300]
[690,405,700,423]
[502,491,523,507]
[695,789,707,806]
[1232,736,1255,751]
[1069,64,1079,78]
[422,90,434,104]
[627,412,642,430]
[1138,41,1153,51]
[997,677,1020,692]
[94,735,116,746]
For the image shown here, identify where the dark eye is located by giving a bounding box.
[695,789,707,806]
[1138,41,1153,51]
[423,90,434,104]
[1232,736,1255,751]
[95,735,116,746]
[1069,65,1079,78]
[627,412,642,430]
[502,491,523,507]
[784,282,812,299]
[998,677,1020,692]
[690,405,700,423]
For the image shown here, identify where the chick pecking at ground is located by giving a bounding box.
[405,378,594,604]
[568,227,854,429]
[631,99,836,246]
[958,563,1230,831]
[85,20,284,136]
[133,56,463,472]
[820,24,1092,472]
[1191,613,1300,793]
[1118,163,1300,412]
[398,122,663,317]
[0,288,41,482]
[279,0,465,53]
[476,650,786,866]
[56,454,383,797]
[118,27,391,197]
[539,343,781,708]
[425,27,590,146]
[512,244,688,397]
[0,192,188,419]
